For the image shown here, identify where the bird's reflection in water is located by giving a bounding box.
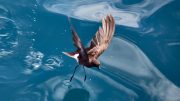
[63,88,90,101]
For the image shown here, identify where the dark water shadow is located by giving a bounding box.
[63,88,90,101]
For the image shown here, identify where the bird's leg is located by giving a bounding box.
[97,65,102,70]
[70,65,79,82]
[97,66,100,70]
[83,66,87,81]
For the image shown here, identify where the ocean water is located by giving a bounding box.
[0,0,180,101]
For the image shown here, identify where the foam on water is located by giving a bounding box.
[40,0,173,28]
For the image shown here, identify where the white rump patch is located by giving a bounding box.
[73,53,79,62]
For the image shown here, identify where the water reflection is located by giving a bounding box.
[40,0,173,28]
[100,37,180,101]
[63,88,89,101]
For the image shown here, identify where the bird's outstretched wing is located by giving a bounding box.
[71,26,84,51]
[68,17,88,60]
[68,17,84,51]
[86,14,115,59]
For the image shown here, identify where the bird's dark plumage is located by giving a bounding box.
[63,14,115,68]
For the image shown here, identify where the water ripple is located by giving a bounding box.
[24,49,63,74]
[24,50,44,70]
[0,17,18,58]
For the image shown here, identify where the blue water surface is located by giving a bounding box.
[0,0,180,101]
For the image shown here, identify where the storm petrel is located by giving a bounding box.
[63,14,115,81]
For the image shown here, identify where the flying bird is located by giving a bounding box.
[63,14,115,81]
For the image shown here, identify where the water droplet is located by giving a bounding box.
[33,18,36,22]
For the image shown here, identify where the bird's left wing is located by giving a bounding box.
[68,17,88,60]
[71,26,84,51]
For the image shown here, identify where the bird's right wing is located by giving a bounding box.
[86,15,115,58]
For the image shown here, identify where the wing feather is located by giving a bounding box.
[71,27,83,50]
[86,14,115,58]
[68,17,88,60]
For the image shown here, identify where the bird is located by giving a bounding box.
[63,14,115,82]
